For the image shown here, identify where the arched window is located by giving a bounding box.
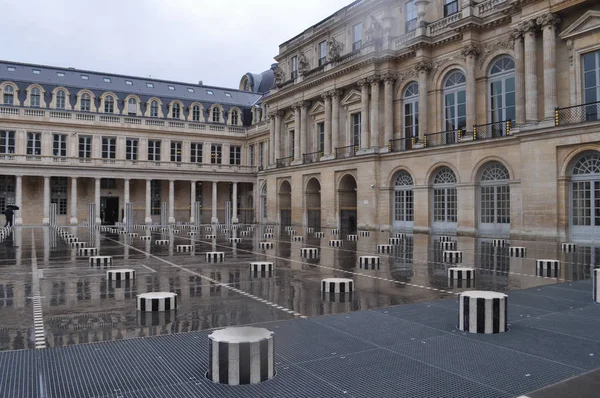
[571,152,600,240]
[56,89,66,109]
[172,102,180,119]
[81,93,91,112]
[127,98,137,115]
[104,95,114,113]
[393,170,414,231]
[432,167,457,232]
[261,184,267,220]
[479,162,510,235]
[3,86,14,105]
[212,107,220,123]
[150,100,159,117]
[403,82,419,139]
[443,70,466,131]
[231,110,239,125]
[30,87,41,107]
[192,105,201,121]
[489,56,515,124]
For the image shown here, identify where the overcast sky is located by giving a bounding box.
[0,0,351,88]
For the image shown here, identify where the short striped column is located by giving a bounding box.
[66,237,79,243]
[287,230,296,236]
[315,232,325,238]
[263,233,274,239]
[188,231,197,236]
[221,229,230,234]
[328,240,343,247]
[137,292,177,312]
[359,231,370,237]
[89,256,112,267]
[440,241,456,251]
[172,229,181,233]
[107,269,135,281]
[359,256,380,267]
[492,239,506,247]
[176,245,193,253]
[71,241,87,249]
[205,234,216,239]
[509,247,526,257]
[594,269,600,303]
[128,233,139,237]
[240,231,251,236]
[78,247,97,256]
[154,240,170,245]
[394,232,406,239]
[140,236,151,241]
[448,267,475,280]
[443,251,462,263]
[321,278,354,293]
[229,238,242,243]
[301,248,319,258]
[439,236,452,242]
[347,234,358,241]
[292,236,304,242]
[259,241,274,250]
[377,244,393,254]
[250,262,274,277]
[536,259,560,277]
[206,252,225,262]
[388,237,402,245]
[264,227,274,233]
[330,229,339,235]
[306,227,314,233]
[459,291,508,334]
[561,243,577,253]
[118,230,127,235]
[284,226,294,231]
[204,227,213,232]
[208,327,274,385]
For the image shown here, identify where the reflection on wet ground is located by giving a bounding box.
[0,225,597,351]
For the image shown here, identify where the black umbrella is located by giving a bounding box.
[6,205,19,210]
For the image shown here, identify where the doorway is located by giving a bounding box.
[101,197,119,225]
[339,174,357,235]
[306,178,321,230]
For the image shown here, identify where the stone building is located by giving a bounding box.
[1,0,600,242]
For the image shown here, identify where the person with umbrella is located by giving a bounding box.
[4,205,18,227]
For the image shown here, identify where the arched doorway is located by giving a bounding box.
[570,151,600,241]
[279,181,292,227]
[431,167,457,234]
[260,184,267,223]
[305,178,321,230]
[339,175,357,234]
[478,161,510,236]
[392,170,414,231]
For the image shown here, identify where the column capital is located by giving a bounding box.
[321,92,331,101]
[357,78,369,88]
[382,73,396,84]
[292,102,302,111]
[460,43,481,59]
[415,60,432,74]
[536,12,560,29]
[367,75,381,85]
[520,19,537,35]
[328,89,343,98]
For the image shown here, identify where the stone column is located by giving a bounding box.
[42,176,50,225]
[269,115,275,164]
[300,102,308,156]
[145,179,152,224]
[383,74,395,146]
[70,177,78,225]
[369,76,380,147]
[190,181,196,223]
[511,28,526,125]
[523,19,538,123]
[274,111,282,161]
[537,13,561,120]
[462,44,480,131]
[331,90,341,152]
[358,79,370,149]
[211,181,218,224]
[168,179,175,224]
[15,175,22,225]
[94,178,101,225]
[123,178,130,223]
[293,104,301,160]
[232,182,239,224]
[323,93,332,154]
[416,61,431,143]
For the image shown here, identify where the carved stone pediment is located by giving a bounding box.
[283,111,295,124]
[340,89,362,106]
[308,101,325,116]
[559,10,600,40]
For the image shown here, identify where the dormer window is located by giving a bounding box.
[128,98,137,115]
[81,93,91,112]
[81,75,89,80]
[192,105,201,122]
[146,83,154,88]
[212,107,220,123]
[231,110,239,125]
[225,92,232,97]
[3,86,14,105]
[168,85,175,91]
[207,90,214,95]
[104,77,111,83]
[30,88,41,107]
[56,90,66,109]
[32,69,41,75]
[104,95,114,113]
[291,56,298,79]
[57,72,65,77]
[7,66,15,72]
[125,80,133,85]
[172,102,180,118]
[187,88,194,93]
[150,100,159,117]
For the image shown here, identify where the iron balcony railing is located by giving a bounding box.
[473,120,512,140]
[276,156,294,168]
[303,151,322,164]
[335,144,358,159]
[388,137,416,152]
[555,101,600,126]
[423,129,463,148]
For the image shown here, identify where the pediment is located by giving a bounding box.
[308,101,325,115]
[560,10,600,40]
[283,111,295,124]
[341,89,362,106]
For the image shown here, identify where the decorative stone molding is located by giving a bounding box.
[328,89,343,98]
[509,27,523,43]
[382,72,397,83]
[397,69,418,83]
[521,19,537,35]
[298,52,310,76]
[365,16,383,43]
[321,92,331,100]
[328,37,344,61]
[565,39,574,66]
[367,75,381,85]
[357,78,369,88]
[273,66,285,85]
[477,38,513,68]
[537,13,561,29]
[430,54,463,76]
[415,60,432,74]
[461,43,481,59]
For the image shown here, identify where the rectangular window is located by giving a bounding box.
[103,77,111,83]
[319,41,327,66]
[353,23,363,51]
[291,56,298,79]
[101,137,116,160]
[352,113,361,147]
[250,144,255,167]
[317,122,325,153]
[126,138,138,161]
[51,177,68,215]
[190,142,203,163]
[78,136,92,159]
[125,80,133,85]
[32,69,41,75]
[171,141,182,162]
[57,72,65,77]
[289,130,295,158]
[151,180,161,215]
[259,142,264,167]
[81,96,91,112]
[27,132,41,156]
[81,75,88,80]
[230,145,241,165]
[211,144,222,164]
[146,83,154,88]
[583,50,600,121]
[0,131,15,154]
[53,134,67,157]
[406,1,417,33]
[444,0,459,17]
[148,140,161,161]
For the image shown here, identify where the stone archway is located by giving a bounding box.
[305,178,321,230]
[278,181,292,226]
[338,175,357,234]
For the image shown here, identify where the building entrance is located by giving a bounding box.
[101,197,119,225]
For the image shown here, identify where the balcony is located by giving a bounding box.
[303,151,322,164]
[388,137,416,152]
[276,156,294,168]
[555,101,600,127]
[335,144,358,159]
[473,120,512,140]
[424,129,463,148]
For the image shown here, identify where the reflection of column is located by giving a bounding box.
[383,74,395,146]
[331,90,341,152]
[369,76,380,147]
[95,178,101,225]
[15,175,22,225]
[190,181,196,223]
[293,104,301,160]
[300,102,308,157]
[232,182,239,224]
[416,61,431,143]
[538,13,560,120]
[323,93,332,154]
[523,19,538,123]
[462,44,480,131]
[211,181,218,224]
[168,180,175,224]
[145,179,152,224]
[123,178,129,223]
[511,28,525,125]
[42,176,50,225]
[358,79,370,149]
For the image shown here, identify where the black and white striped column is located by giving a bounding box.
[347,234,358,241]
[594,269,600,303]
[394,232,405,239]
[206,252,225,262]
[359,256,380,267]
[492,239,506,247]
[229,238,242,243]
[439,236,452,242]
[306,227,314,233]
[330,229,339,235]
[137,292,178,312]
[443,251,462,263]
[208,327,274,385]
[301,248,319,258]
[440,241,457,251]
[259,241,274,250]
[459,291,507,334]
[287,230,296,236]
[315,232,325,238]
[377,244,393,254]
[561,243,577,253]
[240,231,251,236]
[448,267,475,280]
[328,240,343,247]
[292,236,304,242]
[140,235,152,241]
[206,234,217,239]
[321,278,354,293]
[263,233,274,239]
[154,240,170,245]
[388,237,402,245]
[536,259,560,277]
[89,256,112,267]
[71,241,87,249]
[359,231,370,237]
[107,269,135,281]
[188,231,197,236]
[78,247,97,256]
[509,247,526,257]
[176,245,193,252]
[250,262,274,277]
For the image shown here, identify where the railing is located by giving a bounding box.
[444,0,459,17]
[303,151,322,164]
[555,101,600,127]
[473,120,511,140]
[405,19,417,34]
[276,156,294,168]
[477,0,507,18]
[424,130,462,148]
[395,30,416,49]
[428,10,462,36]
[335,145,358,159]
[388,137,416,152]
